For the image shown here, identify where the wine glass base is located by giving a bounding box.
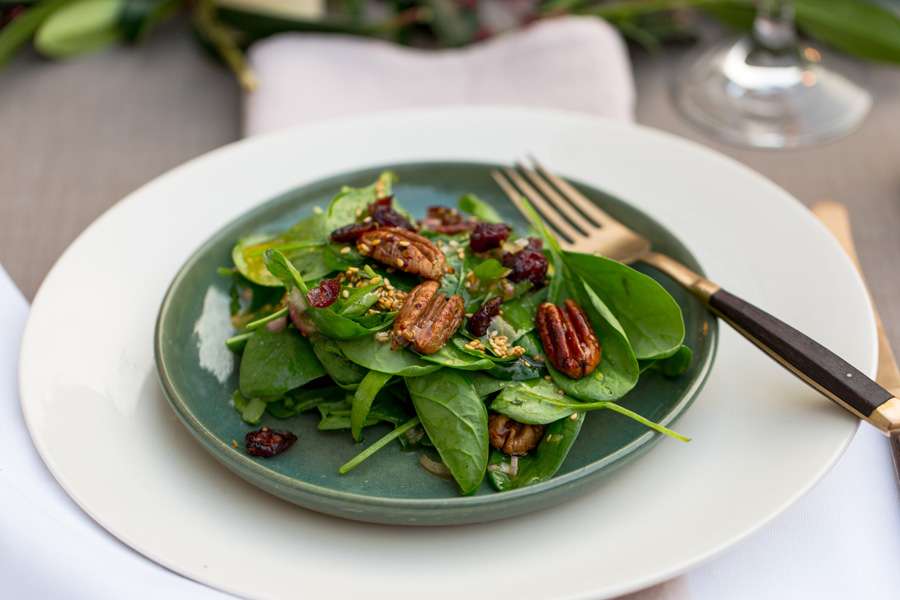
[674,37,872,149]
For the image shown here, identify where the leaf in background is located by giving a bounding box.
[119,0,180,42]
[0,0,69,67]
[794,0,900,64]
[34,0,123,58]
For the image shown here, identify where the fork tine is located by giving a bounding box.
[490,171,571,243]
[527,155,614,227]
[516,161,591,235]
[500,168,583,242]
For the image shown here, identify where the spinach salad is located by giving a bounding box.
[223,173,692,495]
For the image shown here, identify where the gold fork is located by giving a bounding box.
[493,158,900,434]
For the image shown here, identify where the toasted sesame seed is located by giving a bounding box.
[342,289,350,298]
[355,208,363,217]
[544,375,551,381]
[231,439,238,448]
[399,240,410,247]
[395,258,405,267]
[363,216,373,223]
[340,246,351,254]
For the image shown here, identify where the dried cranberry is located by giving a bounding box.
[467,297,502,337]
[306,277,341,308]
[245,427,297,458]
[502,249,548,287]
[369,196,393,212]
[470,223,511,252]
[330,221,377,243]
[525,237,543,251]
[422,206,475,234]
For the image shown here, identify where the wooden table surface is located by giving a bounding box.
[2,19,899,350]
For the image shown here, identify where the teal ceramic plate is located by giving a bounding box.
[155,161,717,525]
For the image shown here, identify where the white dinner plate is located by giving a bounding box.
[20,108,873,599]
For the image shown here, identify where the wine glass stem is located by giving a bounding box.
[753,0,796,51]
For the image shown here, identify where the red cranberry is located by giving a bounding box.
[467,297,502,337]
[367,196,415,230]
[330,221,377,243]
[245,427,297,458]
[470,223,511,252]
[525,237,543,251]
[502,249,548,287]
[306,278,341,308]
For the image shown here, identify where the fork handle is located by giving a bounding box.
[641,252,900,433]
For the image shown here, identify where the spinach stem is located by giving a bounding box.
[598,402,691,442]
[225,331,253,351]
[339,416,420,474]
[245,306,289,330]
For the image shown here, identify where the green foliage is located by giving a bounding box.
[238,327,324,398]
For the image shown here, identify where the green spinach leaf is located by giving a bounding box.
[420,339,496,370]
[238,327,324,398]
[564,251,684,360]
[351,370,393,441]
[266,385,343,419]
[458,193,502,223]
[407,370,489,495]
[311,338,368,389]
[337,336,441,376]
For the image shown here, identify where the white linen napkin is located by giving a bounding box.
[0,264,228,599]
[244,16,635,136]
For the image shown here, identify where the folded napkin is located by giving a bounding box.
[244,16,635,136]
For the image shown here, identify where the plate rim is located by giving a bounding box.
[18,106,875,599]
[153,159,719,514]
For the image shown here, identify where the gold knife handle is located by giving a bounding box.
[642,251,900,433]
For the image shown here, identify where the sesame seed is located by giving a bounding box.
[358,243,370,253]
[399,240,410,247]
[355,208,363,217]
[340,246,351,254]
[395,258,405,267]
[363,216,373,223]
[544,375,551,381]
[231,439,238,448]
[342,289,350,298]
[313,206,323,214]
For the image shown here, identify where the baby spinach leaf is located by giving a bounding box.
[265,250,389,340]
[339,416,421,474]
[241,397,268,425]
[311,338,368,389]
[407,370,489,495]
[471,258,509,283]
[420,340,496,371]
[458,193,502,223]
[337,337,441,376]
[326,172,395,230]
[266,385,343,419]
[501,288,546,338]
[490,379,575,425]
[351,370,393,441]
[232,233,328,287]
[564,251,684,360]
[469,373,507,397]
[489,412,585,491]
[335,283,381,318]
[639,344,693,377]
[239,327,325,399]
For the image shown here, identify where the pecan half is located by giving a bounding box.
[488,414,544,456]
[536,300,601,379]
[357,227,447,280]
[392,280,464,354]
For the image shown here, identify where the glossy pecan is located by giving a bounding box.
[488,414,544,456]
[535,300,601,379]
[357,227,447,280]
[392,280,464,354]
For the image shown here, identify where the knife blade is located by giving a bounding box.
[811,201,900,484]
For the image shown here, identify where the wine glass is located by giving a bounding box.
[674,0,871,148]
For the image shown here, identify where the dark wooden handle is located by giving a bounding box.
[708,289,893,420]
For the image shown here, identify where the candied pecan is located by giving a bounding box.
[422,206,476,234]
[536,300,601,379]
[488,414,544,456]
[330,221,377,243]
[392,280,464,354]
[357,227,447,280]
[368,196,415,231]
[467,297,502,337]
[306,277,341,308]
[245,427,297,458]
[469,223,511,252]
[502,248,548,287]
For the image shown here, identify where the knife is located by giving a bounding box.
[811,201,900,484]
